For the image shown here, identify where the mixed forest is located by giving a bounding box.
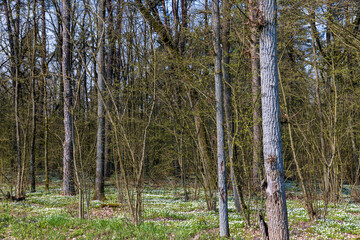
[1,0,360,239]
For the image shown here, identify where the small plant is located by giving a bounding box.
[1,183,360,239]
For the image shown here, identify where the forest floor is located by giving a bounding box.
[0,180,360,239]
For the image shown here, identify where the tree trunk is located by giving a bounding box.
[309,6,331,214]
[15,78,22,197]
[259,0,289,239]
[30,78,36,193]
[212,0,229,237]
[62,0,75,195]
[249,0,262,188]
[349,117,359,184]
[30,0,37,193]
[104,0,114,178]
[222,0,240,213]
[15,0,22,197]
[42,0,49,191]
[94,0,106,201]
[4,0,22,198]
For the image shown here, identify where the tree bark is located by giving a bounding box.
[42,0,49,191]
[3,0,17,172]
[30,0,37,193]
[249,0,262,188]
[4,0,22,197]
[15,78,22,197]
[30,78,36,193]
[222,0,241,213]
[212,0,229,237]
[259,0,289,239]
[94,0,106,201]
[62,0,75,195]
[104,0,114,178]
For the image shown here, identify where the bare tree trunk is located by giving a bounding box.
[30,78,36,193]
[4,0,16,172]
[222,0,249,225]
[15,0,22,198]
[309,6,331,215]
[104,0,114,178]
[15,78,22,197]
[62,0,75,195]
[348,116,360,201]
[41,0,49,191]
[30,0,37,193]
[259,0,289,239]
[222,0,240,212]
[4,0,23,198]
[212,0,229,237]
[349,117,359,185]
[179,0,187,54]
[249,0,262,188]
[94,0,106,201]
[175,130,188,201]
[179,134,188,201]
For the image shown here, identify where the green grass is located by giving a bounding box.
[1,182,360,239]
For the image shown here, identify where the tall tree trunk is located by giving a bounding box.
[249,0,262,188]
[12,0,23,198]
[104,0,114,178]
[62,0,75,195]
[179,0,187,54]
[42,0,49,191]
[4,0,22,197]
[15,78,22,197]
[30,78,36,193]
[212,0,229,237]
[30,0,37,193]
[259,0,289,239]
[222,0,239,211]
[94,0,106,201]
[222,0,249,224]
[309,6,330,214]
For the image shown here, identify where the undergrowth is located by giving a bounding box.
[0,181,359,239]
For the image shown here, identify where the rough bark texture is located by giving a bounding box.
[62,0,75,196]
[259,0,289,239]
[212,0,229,237]
[258,213,269,240]
[94,0,106,201]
